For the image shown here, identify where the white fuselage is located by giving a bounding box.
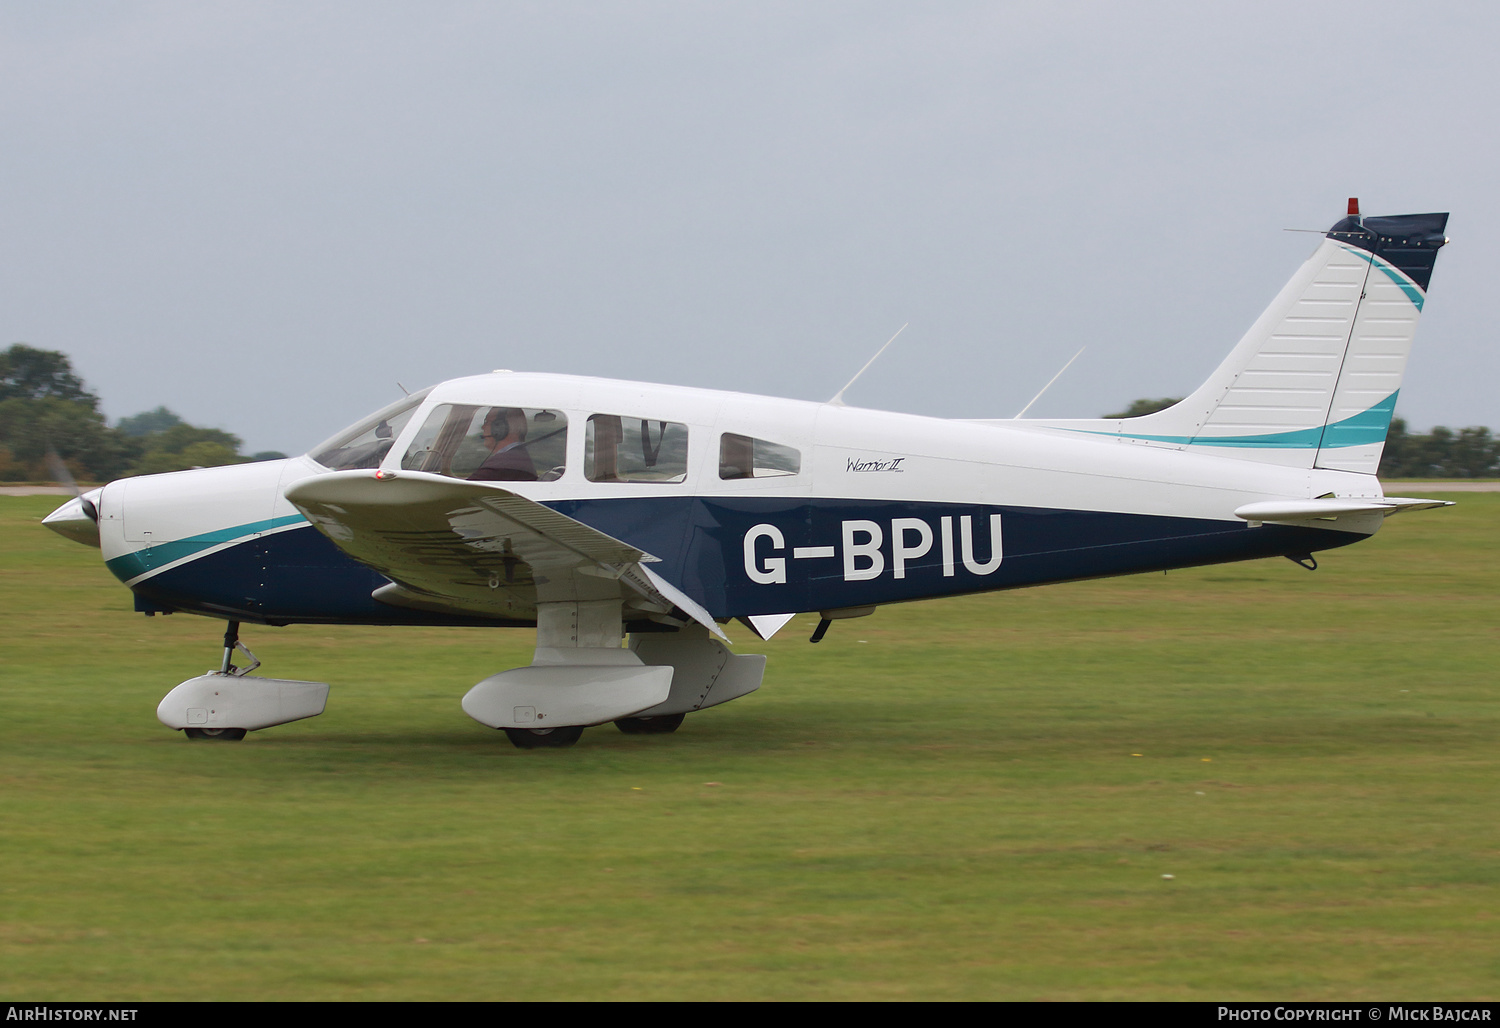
[74,371,1382,626]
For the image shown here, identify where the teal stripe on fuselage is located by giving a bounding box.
[1070,390,1400,450]
[105,514,307,583]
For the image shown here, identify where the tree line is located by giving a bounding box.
[0,344,285,483]
[1104,398,1500,478]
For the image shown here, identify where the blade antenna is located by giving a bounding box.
[1013,346,1085,419]
[828,323,909,406]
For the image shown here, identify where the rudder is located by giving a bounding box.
[1313,210,1448,473]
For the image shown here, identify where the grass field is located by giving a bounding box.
[2,493,1496,1001]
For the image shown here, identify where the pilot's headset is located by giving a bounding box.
[486,408,529,442]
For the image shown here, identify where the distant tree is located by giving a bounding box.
[0,395,138,482]
[1379,418,1500,478]
[0,346,262,481]
[248,451,289,462]
[0,344,99,407]
[1446,426,1500,477]
[0,346,138,481]
[142,423,242,454]
[127,423,248,476]
[117,406,186,437]
[1104,397,1182,419]
[129,441,243,476]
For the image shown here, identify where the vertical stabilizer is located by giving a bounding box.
[1021,204,1448,473]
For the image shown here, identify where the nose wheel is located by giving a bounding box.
[177,621,258,742]
[184,727,248,741]
[503,726,585,749]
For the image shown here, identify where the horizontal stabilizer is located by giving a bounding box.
[1374,496,1459,514]
[1235,496,1454,523]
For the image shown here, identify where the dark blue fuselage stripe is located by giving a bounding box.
[551,496,1357,616]
[123,497,1360,625]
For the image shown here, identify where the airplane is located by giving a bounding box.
[43,199,1454,749]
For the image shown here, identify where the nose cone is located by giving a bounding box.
[42,489,102,547]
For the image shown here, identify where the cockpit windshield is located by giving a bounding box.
[309,389,432,471]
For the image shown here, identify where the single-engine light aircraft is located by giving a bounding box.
[45,201,1454,748]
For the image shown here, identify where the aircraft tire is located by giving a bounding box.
[183,727,248,741]
[503,726,584,749]
[614,714,685,735]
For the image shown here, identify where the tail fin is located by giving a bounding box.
[1028,203,1449,473]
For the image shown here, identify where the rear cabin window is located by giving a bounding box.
[585,415,689,483]
[400,405,568,481]
[310,392,429,471]
[719,433,801,479]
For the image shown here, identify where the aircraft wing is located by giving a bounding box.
[284,470,724,637]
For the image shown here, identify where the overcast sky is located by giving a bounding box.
[2,1,1494,454]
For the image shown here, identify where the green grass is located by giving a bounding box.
[2,494,1497,1000]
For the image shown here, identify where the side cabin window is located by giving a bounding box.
[310,392,429,471]
[585,414,689,483]
[401,404,568,481]
[719,433,801,479]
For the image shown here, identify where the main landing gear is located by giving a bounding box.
[156,621,330,741]
[466,618,765,751]
[614,714,685,735]
[498,713,684,748]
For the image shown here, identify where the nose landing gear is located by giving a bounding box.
[157,621,330,741]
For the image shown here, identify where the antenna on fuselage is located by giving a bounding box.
[1012,346,1085,419]
[827,323,909,407]
[396,382,410,396]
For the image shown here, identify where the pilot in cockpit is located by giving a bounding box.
[468,407,538,482]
